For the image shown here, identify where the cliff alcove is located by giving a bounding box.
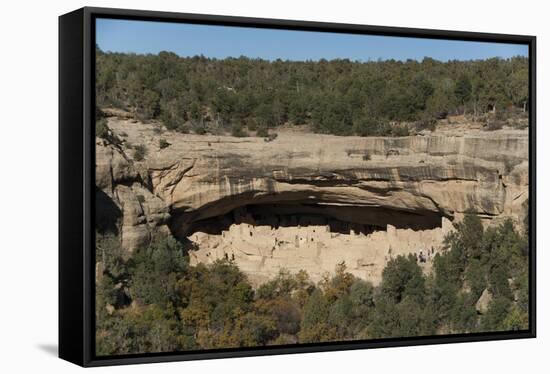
[178,200,445,240]
[95,117,529,285]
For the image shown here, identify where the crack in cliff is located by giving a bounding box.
[152,159,196,196]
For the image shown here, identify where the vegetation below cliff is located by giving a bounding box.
[96,210,529,355]
[96,49,528,137]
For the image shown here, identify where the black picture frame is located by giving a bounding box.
[59,6,537,367]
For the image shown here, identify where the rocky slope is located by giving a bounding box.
[96,116,529,282]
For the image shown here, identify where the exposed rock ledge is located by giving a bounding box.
[96,117,529,283]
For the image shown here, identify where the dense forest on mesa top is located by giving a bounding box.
[96,48,528,136]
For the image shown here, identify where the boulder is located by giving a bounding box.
[476,288,494,314]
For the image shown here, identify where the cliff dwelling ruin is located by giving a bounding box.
[182,202,454,286]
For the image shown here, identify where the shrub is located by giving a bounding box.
[194,125,206,135]
[133,144,147,161]
[231,122,248,137]
[376,122,394,136]
[502,304,529,331]
[480,296,512,331]
[159,138,170,149]
[177,123,190,134]
[362,152,371,161]
[161,111,179,131]
[246,118,257,131]
[352,118,378,137]
[266,133,278,142]
[353,118,401,137]
[95,232,126,278]
[495,109,508,121]
[96,118,110,139]
[485,120,504,131]
[391,124,410,137]
[415,116,437,132]
[136,89,160,120]
[95,118,122,145]
[256,125,269,138]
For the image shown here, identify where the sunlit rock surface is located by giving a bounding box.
[96,117,529,284]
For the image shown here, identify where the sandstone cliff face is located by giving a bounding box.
[117,120,527,231]
[96,117,529,283]
[95,138,171,256]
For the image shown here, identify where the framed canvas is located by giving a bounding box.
[59,7,536,367]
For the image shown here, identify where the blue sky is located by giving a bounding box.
[96,18,528,62]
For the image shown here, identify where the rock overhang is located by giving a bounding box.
[96,118,529,276]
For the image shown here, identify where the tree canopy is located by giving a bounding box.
[96,209,529,355]
[96,49,529,136]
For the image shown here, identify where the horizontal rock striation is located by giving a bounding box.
[97,117,529,283]
[140,128,528,235]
